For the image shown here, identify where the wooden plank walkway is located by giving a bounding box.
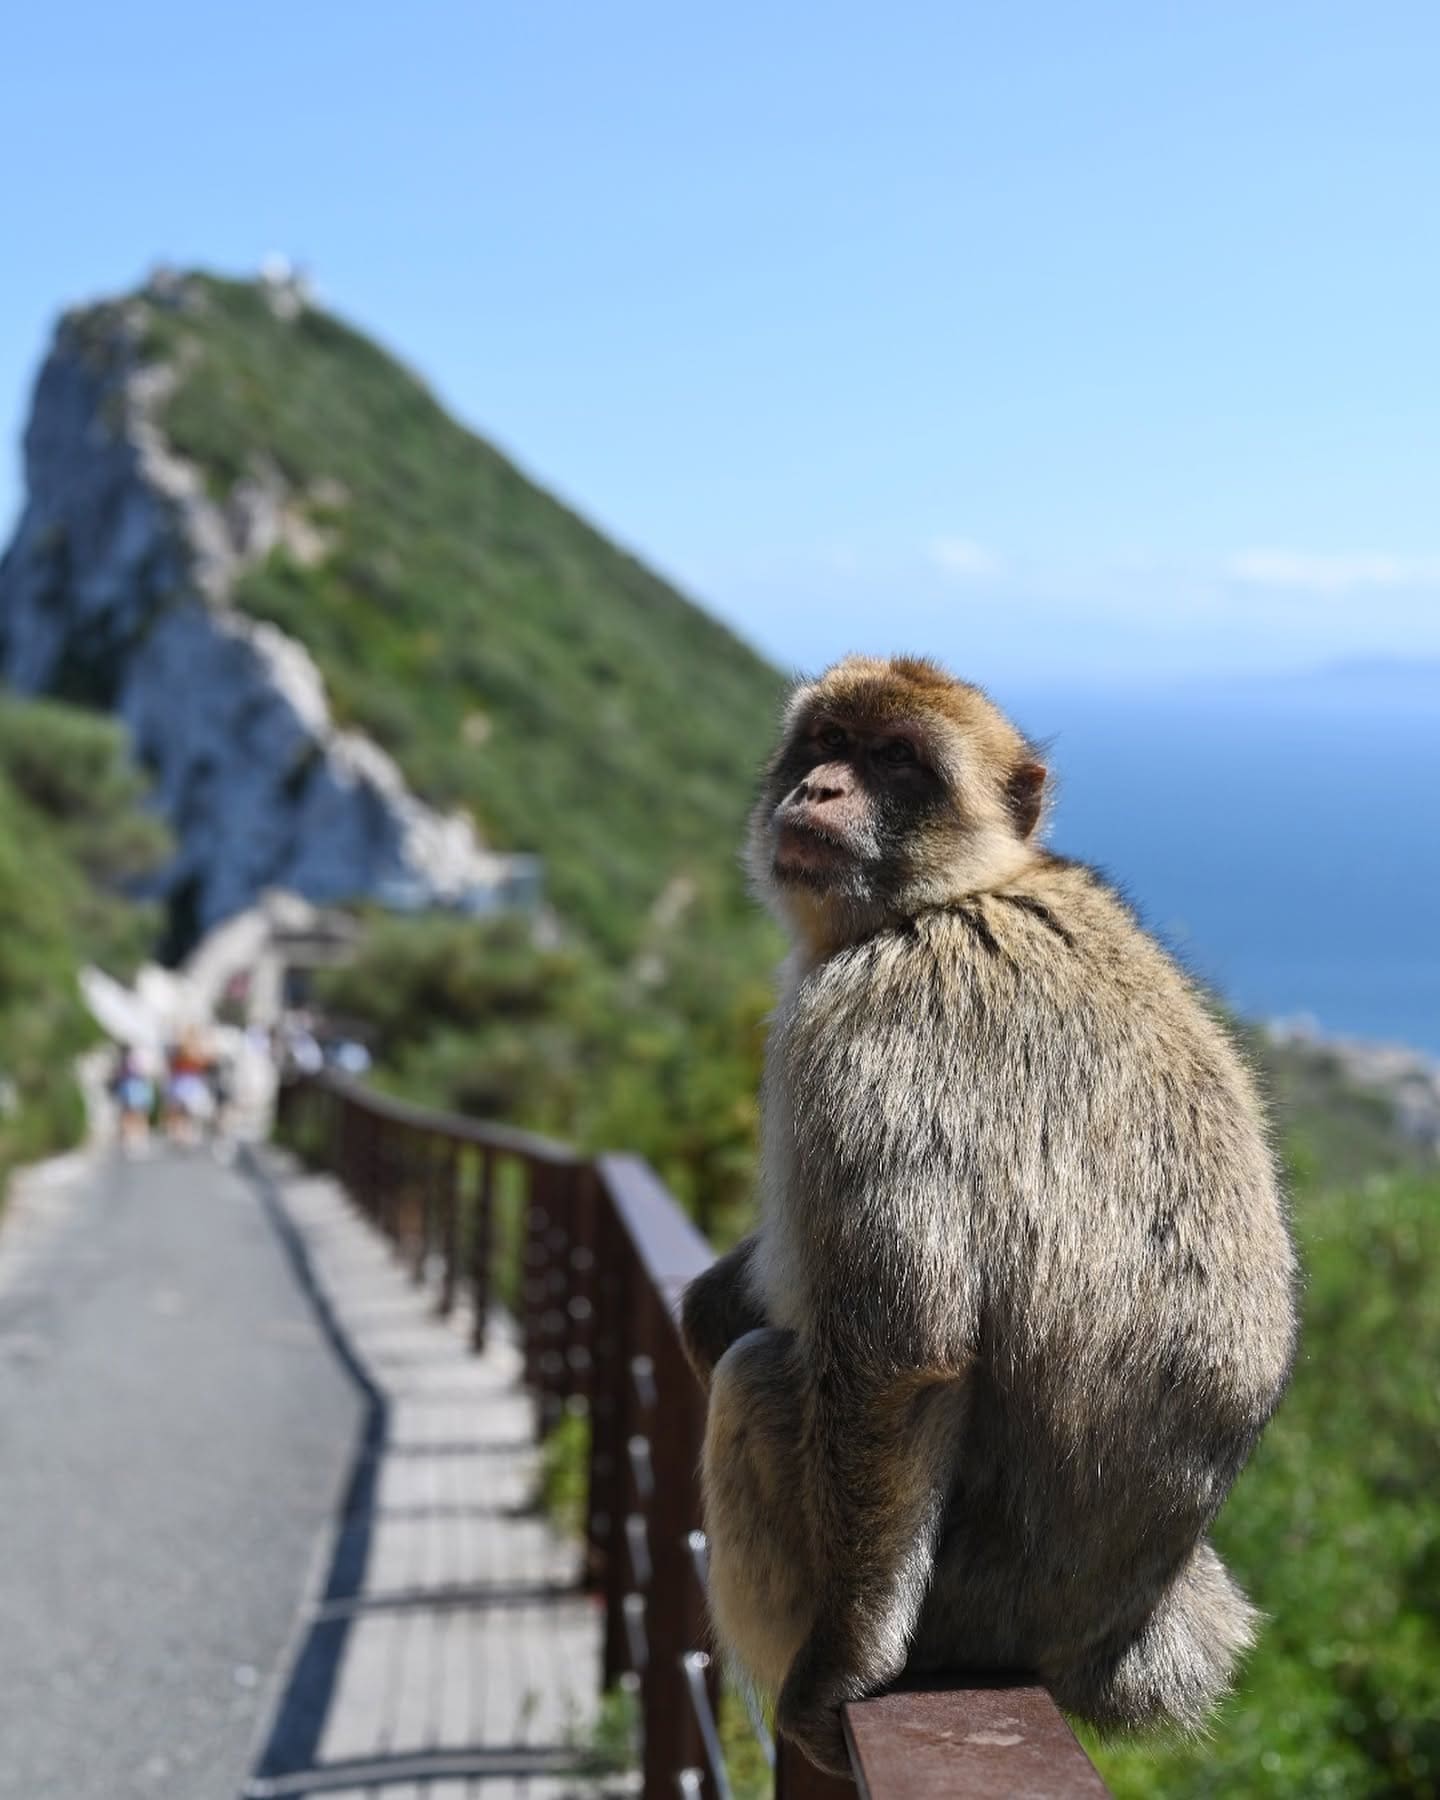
[246,1150,623,1800]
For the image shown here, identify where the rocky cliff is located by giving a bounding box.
[0,274,526,945]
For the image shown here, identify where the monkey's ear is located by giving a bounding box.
[1006,760,1048,838]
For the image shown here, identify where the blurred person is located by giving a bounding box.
[283,1018,324,1077]
[207,1044,237,1161]
[109,1045,155,1154]
[327,1038,371,1076]
[164,1030,215,1146]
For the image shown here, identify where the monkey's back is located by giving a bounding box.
[760,855,1297,1685]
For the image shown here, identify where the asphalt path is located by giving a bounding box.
[0,1146,362,1799]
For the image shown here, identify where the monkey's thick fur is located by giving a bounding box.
[681,656,1297,1775]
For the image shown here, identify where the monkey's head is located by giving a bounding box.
[750,655,1048,951]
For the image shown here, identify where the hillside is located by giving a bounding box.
[130,271,782,953]
[0,271,783,956]
[0,266,784,1211]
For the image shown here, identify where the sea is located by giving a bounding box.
[997,666,1440,1056]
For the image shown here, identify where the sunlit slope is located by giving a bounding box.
[141,275,783,953]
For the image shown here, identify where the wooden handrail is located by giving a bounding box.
[275,1072,1111,1799]
[315,1067,577,1162]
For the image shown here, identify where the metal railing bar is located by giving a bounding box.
[628,1432,656,1500]
[683,1650,736,1800]
[596,1152,713,1315]
[624,1591,650,1671]
[738,1677,777,1773]
[631,1351,659,1409]
[627,1512,654,1587]
[315,1070,577,1164]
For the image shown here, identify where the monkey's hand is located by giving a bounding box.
[776,1367,965,1776]
[680,1234,768,1391]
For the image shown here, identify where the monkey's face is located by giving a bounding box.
[751,656,1047,949]
[765,717,927,896]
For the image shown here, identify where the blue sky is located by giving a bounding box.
[3,1,1438,682]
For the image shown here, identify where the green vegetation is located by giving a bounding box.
[536,1403,591,1540]
[131,274,785,960]
[314,910,770,1243]
[1090,1137,1440,1795]
[0,697,165,1191]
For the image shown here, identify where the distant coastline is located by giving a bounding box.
[1013,678,1440,1058]
[1266,1018,1440,1155]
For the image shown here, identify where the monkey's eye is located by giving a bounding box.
[877,738,918,767]
[815,725,849,754]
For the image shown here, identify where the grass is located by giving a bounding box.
[313,909,773,1244]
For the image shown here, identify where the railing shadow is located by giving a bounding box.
[242,1148,391,1787]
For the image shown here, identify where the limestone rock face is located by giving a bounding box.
[0,292,531,940]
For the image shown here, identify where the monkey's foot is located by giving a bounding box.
[778,1711,851,1780]
[777,1664,856,1779]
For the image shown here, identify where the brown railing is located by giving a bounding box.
[276,1072,1110,1800]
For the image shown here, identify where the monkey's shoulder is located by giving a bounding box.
[783,854,1234,1070]
[950,855,1204,1002]
[818,856,1169,992]
[980,853,1155,952]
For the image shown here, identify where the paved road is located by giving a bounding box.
[0,1146,362,1799]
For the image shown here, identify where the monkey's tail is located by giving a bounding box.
[1047,1538,1259,1736]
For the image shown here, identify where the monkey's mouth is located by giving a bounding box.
[773,819,854,880]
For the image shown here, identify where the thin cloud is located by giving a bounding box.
[820,544,861,577]
[930,537,1003,580]
[1226,549,1440,592]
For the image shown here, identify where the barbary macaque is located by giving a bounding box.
[681,655,1296,1775]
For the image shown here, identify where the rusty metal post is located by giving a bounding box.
[364,1107,383,1222]
[382,1120,405,1247]
[470,1148,495,1351]
[639,1285,710,1800]
[582,1172,614,1595]
[589,1195,633,1670]
[566,1162,597,1411]
[397,1122,415,1249]
[539,1163,571,1434]
[335,1090,351,1191]
[437,1140,461,1317]
[522,1160,548,1400]
[327,1082,344,1175]
[411,1127,435,1285]
[372,1116,390,1238]
[352,1104,366,1211]
[351,1104,367,1212]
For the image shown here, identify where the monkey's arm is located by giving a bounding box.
[680,1234,768,1391]
[777,1360,967,1775]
